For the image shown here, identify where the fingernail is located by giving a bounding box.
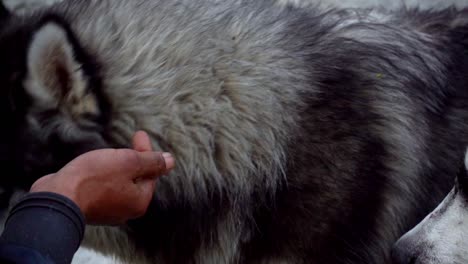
[162,152,175,171]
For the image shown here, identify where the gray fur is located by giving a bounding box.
[3,0,468,263]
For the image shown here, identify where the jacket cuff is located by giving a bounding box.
[1,192,86,264]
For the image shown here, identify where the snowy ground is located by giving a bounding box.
[3,0,468,263]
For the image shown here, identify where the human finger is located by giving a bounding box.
[132,130,153,152]
[30,174,56,192]
[131,151,173,180]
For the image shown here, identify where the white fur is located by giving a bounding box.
[393,149,468,264]
[395,186,468,263]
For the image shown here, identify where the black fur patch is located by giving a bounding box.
[0,13,111,195]
[0,1,8,20]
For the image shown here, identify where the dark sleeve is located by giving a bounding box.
[0,192,86,264]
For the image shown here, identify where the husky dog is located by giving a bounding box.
[392,151,468,264]
[2,0,468,263]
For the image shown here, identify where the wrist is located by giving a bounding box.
[30,174,86,219]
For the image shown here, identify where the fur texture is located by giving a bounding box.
[2,0,468,263]
[392,151,468,264]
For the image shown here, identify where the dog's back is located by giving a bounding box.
[2,1,468,263]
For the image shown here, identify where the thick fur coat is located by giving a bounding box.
[2,0,468,263]
[393,151,468,264]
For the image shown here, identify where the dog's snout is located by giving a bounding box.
[391,238,420,264]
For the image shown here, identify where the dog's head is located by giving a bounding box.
[0,3,110,192]
[391,151,468,264]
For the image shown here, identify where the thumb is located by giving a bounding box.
[131,151,175,180]
[133,178,156,217]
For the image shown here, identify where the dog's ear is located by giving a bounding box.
[24,22,99,115]
[0,1,10,20]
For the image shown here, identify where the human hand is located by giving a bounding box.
[30,131,175,225]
